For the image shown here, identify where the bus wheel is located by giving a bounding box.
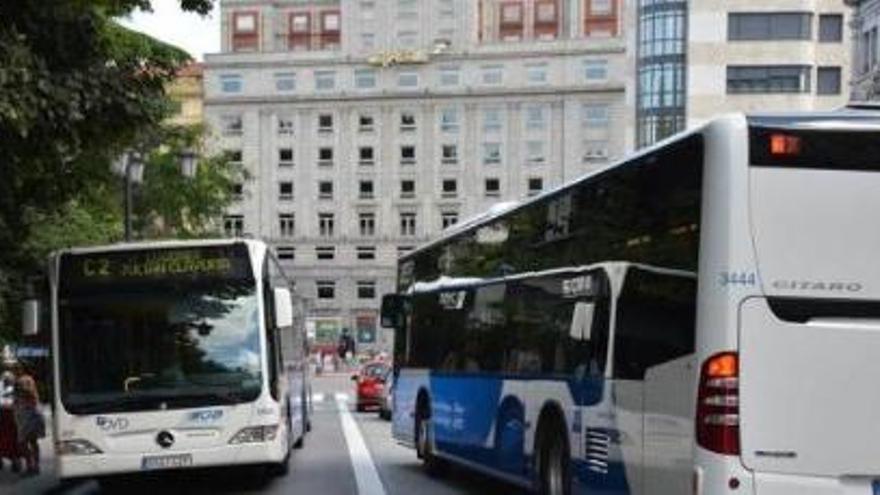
[416,408,446,477]
[537,420,571,495]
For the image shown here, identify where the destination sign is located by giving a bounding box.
[59,244,253,291]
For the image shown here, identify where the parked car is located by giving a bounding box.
[352,361,389,412]
[378,367,394,421]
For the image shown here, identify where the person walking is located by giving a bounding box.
[0,370,22,472]
[13,364,44,476]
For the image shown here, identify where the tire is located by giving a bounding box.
[269,450,291,477]
[536,419,571,495]
[415,406,447,477]
[379,407,391,421]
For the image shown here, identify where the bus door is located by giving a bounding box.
[610,266,697,495]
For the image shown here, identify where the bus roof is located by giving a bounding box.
[401,109,880,263]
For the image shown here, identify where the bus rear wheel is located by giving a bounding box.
[537,420,571,495]
[415,408,446,477]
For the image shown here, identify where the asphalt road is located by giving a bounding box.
[5,375,525,495]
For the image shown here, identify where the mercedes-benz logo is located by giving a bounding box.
[156,430,175,449]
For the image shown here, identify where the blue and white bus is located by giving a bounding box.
[381,111,880,495]
[31,239,310,482]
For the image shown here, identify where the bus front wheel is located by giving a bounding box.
[415,408,446,477]
[536,419,571,495]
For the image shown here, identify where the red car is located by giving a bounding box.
[352,362,390,412]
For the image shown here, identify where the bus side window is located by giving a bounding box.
[612,268,696,381]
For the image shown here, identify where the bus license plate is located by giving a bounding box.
[141,453,193,471]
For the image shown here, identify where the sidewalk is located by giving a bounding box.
[0,407,60,494]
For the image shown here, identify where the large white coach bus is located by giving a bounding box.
[381,111,880,495]
[30,239,310,481]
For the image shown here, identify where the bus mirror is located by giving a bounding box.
[381,294,407,328]
[22,299,39,336]
[274,288,294,328]
[569,302,595,342]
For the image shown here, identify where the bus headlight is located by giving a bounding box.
[57,439,103,456]
[229,425,279,444]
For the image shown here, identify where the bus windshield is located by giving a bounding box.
[57,245,263,414]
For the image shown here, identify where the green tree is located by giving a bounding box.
[0,0,216,343]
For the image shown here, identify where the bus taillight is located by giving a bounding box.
[696,352,740,455]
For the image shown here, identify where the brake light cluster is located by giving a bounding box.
[696,352,740,455]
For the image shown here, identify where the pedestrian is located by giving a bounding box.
[0,370,22,472]
[13,364,45,476]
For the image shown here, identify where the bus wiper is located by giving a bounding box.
[70,395,172,414]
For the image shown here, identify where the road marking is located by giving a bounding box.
[336,393,386,495]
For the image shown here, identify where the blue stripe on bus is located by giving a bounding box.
[394,371,632,494]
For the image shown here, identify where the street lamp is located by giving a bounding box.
[113,148,199,242]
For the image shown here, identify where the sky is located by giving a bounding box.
[119,0,221,61]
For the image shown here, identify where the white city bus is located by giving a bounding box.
[35,239,309,481]
[382,110,880,494]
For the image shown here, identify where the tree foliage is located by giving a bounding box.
[0,0,217,343]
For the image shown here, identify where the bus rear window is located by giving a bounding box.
[750,126,880,171]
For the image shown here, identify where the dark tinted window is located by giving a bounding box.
[817,66,841,95]
[819,14,842,42]
[749,125,880,171]
[612,268,696,380]
[728,13,811,41]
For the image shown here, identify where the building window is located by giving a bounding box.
[275,72,296,92]
[441,179,457,198]
[485,178,501,197]
[584,59,608,81]
[355,69,377,89]
[228,149,243,164]
[400,112,417,132]
[220,75,243,93]
[397,30,418,48]
[500,2,524,40]
[398,72,419,88]
[361,32,376,50]
[316,246,336,261]
[359,212,376,236]
[223,215,244,237]
[361,1,376,20]
[527,64,548,85]
[290,12,311,51]
[397,245,414,257]
[439,67,460,86]
[277,246,295,260]
[400,180,416,199]
[817,66,842,95]
[318,147,334,166]
[318,213,335,237]
[318,181,334,200]
[316,280,335,299]
[526,140,545,164]
[278,117,294,136]
[583,140,609,162]
[590,0,612,15]
[528,177,544,196]
[441,212,459,229]
[357,280,377,299]
[483,108,502,132]
[440,108,459,132]
[400,145,416,165]
[279,213,295,237]
[483,143,502,165]
[315,70,336,91]
[221,115,243,136]
[525,105,546,130]
[359,115,375,132]
[357,246,376,260]
[482,65,504,85]
[400,212,417,236]
[279,181,294,201]
[728,13,812,41]
[441,144,458,164]
[863,28,879,74]
[582,104,610,128]
[359,180,375,199]
[231,183,244,201]
[819,14,843,43]
[727,65,811,94]
[318,114,334,133]
[359,146,375,166]
[232,12,258,51]
[279,148,294,167]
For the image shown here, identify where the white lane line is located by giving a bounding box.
[335,392,386,495]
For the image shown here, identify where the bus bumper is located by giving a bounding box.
[56,440,287,479]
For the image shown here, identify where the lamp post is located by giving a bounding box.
[114,147,199,242]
